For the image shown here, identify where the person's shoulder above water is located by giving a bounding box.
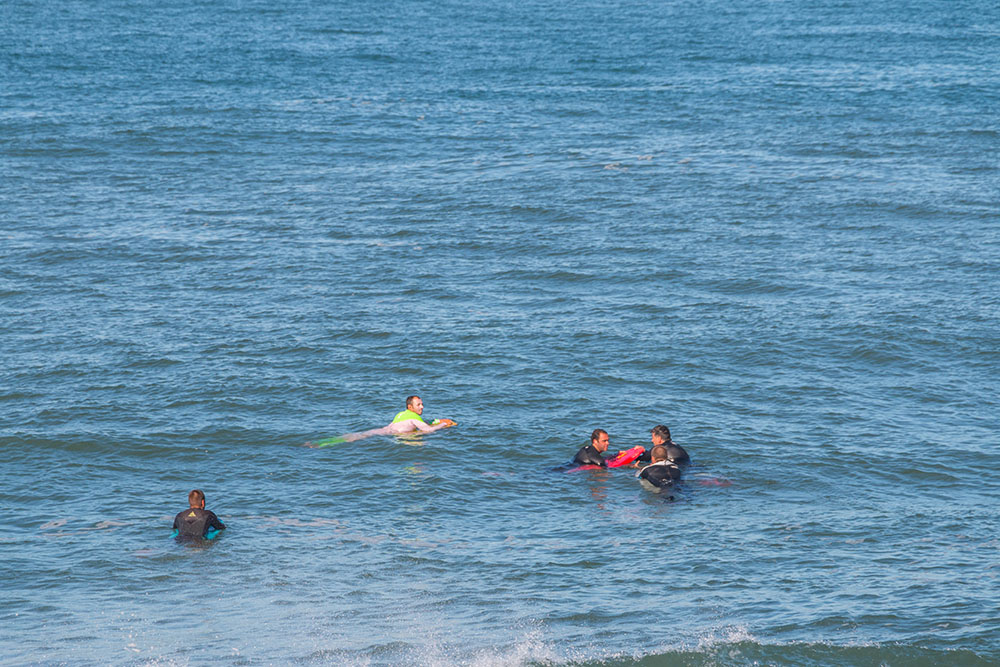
[642,424,690,465]
[573,444,607,467]
[637,446,681,490]
[664,440,689,465]
[573,429,611,467]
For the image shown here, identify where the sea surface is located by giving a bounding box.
[1,0,998,665]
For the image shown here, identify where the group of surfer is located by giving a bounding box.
[344,395,692,494]
[573,425,690,492]
[173,395,689,539]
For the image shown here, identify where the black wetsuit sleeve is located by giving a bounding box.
[637,448,652,463]
[207,511,226,532]
[667,442,690,464]
[573,445,607,467]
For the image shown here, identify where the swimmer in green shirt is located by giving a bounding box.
[393,395,443,425]
[392,395,426,424]
[308,395,456,447]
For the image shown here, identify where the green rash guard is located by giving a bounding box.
[392,409,428,424]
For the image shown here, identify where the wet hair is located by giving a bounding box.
[405,395,420,409]
[188,489,205,507]
[590,428,608,443]
[650,445,669,462]
[651,425,672,441]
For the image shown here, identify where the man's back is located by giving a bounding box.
[173,507,225,538]
[639,461,681,488]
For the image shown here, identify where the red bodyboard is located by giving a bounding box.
[605,445,645,468]
[565,446,645,472]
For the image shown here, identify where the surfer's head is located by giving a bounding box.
[406,395,424,415]
[188,489,206,509]
[590,429,610,453]
[650,445,669,463]
[651,425,671,445]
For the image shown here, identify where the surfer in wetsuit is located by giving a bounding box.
[637,445,681,491]
[573,429,611,467]
[637,425,690,466]
[172,489,226,539]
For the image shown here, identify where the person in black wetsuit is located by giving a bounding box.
[637,445,681,491]
[172,489,226,539]
[573,429,611,467]
[637,424,690,466]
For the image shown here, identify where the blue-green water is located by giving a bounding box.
[2,0,998,664]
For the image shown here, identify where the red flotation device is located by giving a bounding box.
[567,445,645,472]
[606,445,645,467]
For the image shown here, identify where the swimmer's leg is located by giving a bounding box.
[307,435,347,448]
[308,425,394,448]
[341,426,396,442]
[306,419,435,448]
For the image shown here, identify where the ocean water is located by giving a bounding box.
[1,0,998,664]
